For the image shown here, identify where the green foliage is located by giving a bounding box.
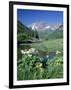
[17,54,63,80]
[17,21,39,42]
[17,54,43,80]
[47,56,63,78]
[17,33,28,42]
[35,29,39,39]
[17,21,32,42]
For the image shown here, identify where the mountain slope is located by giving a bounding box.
[17,21,35,42]
[47,25,63,39]
[47,30,63,39]
[56,25,63,30]
[29,22,52,31]
[37,24,63,39]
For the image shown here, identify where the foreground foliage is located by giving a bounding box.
[17,53,63,80]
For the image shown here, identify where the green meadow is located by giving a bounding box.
[32,39,63,52]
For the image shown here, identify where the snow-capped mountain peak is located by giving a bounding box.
[45,26,51,29]
[29,22,51,31]
[32,23,38,30]
[28,22,63,31]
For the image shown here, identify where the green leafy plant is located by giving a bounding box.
[17,52,63,80]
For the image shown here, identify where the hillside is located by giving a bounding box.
[47,30,63,39]
[47,25,63,39]
[17,21,39,43]
[29,22,63,40]
[37,24,63,40]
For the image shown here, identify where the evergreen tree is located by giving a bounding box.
[35,29,39,39]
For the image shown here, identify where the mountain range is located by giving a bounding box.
[28,22,63,39]
[28,22,63,31]
[17,20,63,42]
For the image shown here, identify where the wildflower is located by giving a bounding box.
[46,55,49,58]
[36,62,42,68]
[21,50,26,54]
[29,48,36,53]
[56,50,61,55]
[21,49,31,54]
[39,63,42,67]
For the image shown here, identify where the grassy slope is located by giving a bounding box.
[32,39,63,52]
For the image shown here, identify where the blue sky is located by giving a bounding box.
[17,9,63,26]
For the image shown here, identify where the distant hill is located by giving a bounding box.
[56,25,63,31]
[38,29,53,39]
[46,24,63,39]
[36,24,63,39]
[28,21,63,40]
[47,30,63,39]
[17,20,34,33]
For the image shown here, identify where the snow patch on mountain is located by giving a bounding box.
[28,22,63,31]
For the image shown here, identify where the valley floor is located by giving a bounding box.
[32,38,63,52]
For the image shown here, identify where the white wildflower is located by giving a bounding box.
[46,55,49,58]
[56,50,61,55]
[21,50,26,54]
[28,48,36,53]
